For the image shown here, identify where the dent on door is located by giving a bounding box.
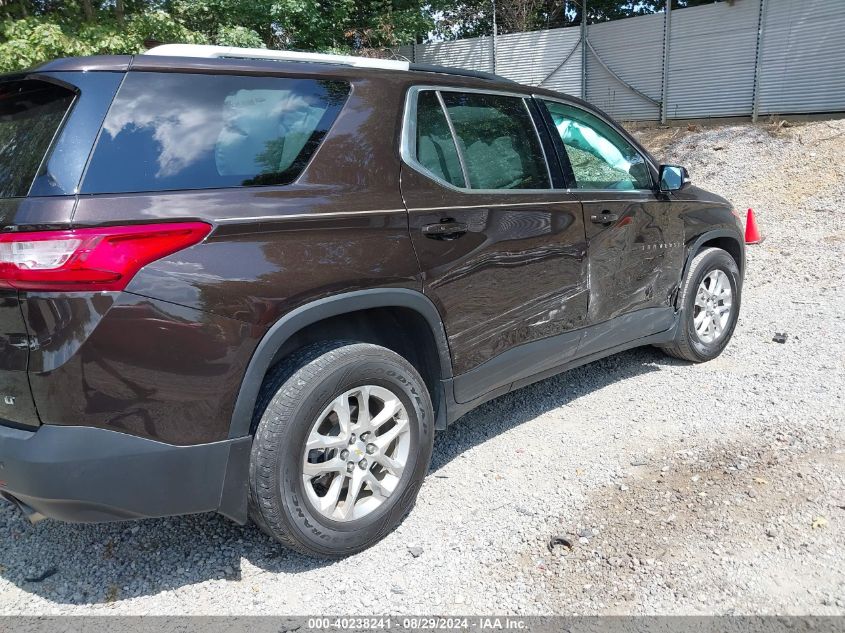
[403,167,589,381]
[580,193,684,325]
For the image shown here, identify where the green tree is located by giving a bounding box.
[0,1,440,71]
[0,6,207,72]
[0,0,727,73]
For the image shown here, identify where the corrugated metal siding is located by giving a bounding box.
[411,37,495,74]
[586,13,664,121]
[400,0,844,121]
[538,32,582,98]
[667,0,760,119]
[396,44,414,62]
[757,0,845,115]
[496,27,582,97]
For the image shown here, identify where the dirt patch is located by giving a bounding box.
[527,431,845,614]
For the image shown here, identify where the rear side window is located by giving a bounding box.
[82,73,349,194]
[440,92,549,190]
[0,80,75,198]
[415,91,465,188]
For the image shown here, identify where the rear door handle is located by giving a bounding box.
[590,212,619,225]
[422,220,468,240]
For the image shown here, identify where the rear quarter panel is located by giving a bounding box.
[21,292,258,444]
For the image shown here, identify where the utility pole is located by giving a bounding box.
[660,0,672,123]
[580,0,587,100]
[751,0,768,122]
[492,0,498,74]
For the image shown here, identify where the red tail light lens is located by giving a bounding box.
[0,222,211,292]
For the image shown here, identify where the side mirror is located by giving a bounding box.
[659,165,690,192]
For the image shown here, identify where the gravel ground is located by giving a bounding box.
[1,118,843,615]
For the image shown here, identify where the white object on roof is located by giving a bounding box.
[143,44,410,71]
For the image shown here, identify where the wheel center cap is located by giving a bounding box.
[351,440,368,458]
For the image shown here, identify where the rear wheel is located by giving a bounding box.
[248,341,434,558]
[660,247,741,363]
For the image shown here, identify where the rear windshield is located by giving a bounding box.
[0,80,75,198]
[82,73,349,194]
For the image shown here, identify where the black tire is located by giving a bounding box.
[660,247,741,363]
[248,340,434,558]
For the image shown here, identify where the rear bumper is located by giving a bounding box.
[0,424,251,524]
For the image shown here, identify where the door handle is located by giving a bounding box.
[422,220,468,240]
[590,211,619,225]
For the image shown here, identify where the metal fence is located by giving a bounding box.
[398,0,845,122]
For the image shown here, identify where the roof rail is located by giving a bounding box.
[409,63,516,84]
[143,44,410,71]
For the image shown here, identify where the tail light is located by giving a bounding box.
[0,222,211,292]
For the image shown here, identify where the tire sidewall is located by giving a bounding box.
[683,251,741,361]
[269,352,433,555]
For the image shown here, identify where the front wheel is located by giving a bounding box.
[660,247,742,363]
[248,341,434,558]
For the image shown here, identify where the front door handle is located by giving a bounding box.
[590,212,619,225]
[422,220,468,240]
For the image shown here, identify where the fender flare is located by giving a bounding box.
[227,288,452,439]
[679,229,745,297]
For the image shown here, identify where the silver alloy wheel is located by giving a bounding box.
[302,385,411,522]
[693,269,733,344]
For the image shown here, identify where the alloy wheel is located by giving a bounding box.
[301,385,411,522]
[693,269,733,344]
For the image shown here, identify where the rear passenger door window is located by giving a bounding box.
[440,92,550,190]
[82,73,349,194]
[411,89,551,191]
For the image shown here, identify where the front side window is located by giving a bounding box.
[83,73,349,194]
[0,80,75,198]
[438,91,550,190]
[543,101,651,190]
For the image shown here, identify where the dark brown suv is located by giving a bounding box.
[0,44,744,558]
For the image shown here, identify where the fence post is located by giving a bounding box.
[580,0,588,100]
[492,0,498,74]
[660,0,672,124]
[751,0,768,122]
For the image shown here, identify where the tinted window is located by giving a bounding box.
[415,91,465,188]
[0,80,75,198]
[83,73,349,194]
[440,92,549,190]
[543,101,651,190]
